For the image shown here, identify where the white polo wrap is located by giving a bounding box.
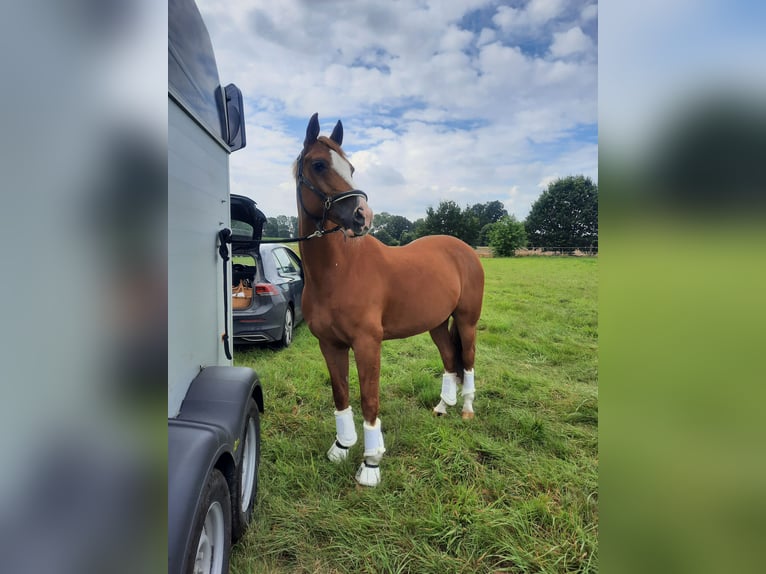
[462,369,475,396]
[440,372,459,406]
[334,406,357,447]
[462,369,475,415]
[362,418,386,461]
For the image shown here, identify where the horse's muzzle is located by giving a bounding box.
[332,195,373,237]
[351,197,374,237]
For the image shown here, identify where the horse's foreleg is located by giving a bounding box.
[352,336,385,487]
[319,339,357,462]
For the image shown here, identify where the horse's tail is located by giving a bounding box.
[449,317,464,381]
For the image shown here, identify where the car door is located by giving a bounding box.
[271,247,304,323]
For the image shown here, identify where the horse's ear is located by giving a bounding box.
[304,113,320,148]
[330,120,343,146]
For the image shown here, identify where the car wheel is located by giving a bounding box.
[232,399,260,541]
[280,306,294,347]
[187,469,230,574]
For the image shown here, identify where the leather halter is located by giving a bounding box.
[296,147,368,236]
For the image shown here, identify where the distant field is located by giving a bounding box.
[232,256,598,573]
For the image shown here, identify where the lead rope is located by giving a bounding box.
[259,226,341,243]
[218,228,233,361]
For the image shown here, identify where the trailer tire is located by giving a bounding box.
[187,469,231,574]
[232,399,260,540]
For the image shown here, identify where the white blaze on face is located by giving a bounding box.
[329,149,354,187]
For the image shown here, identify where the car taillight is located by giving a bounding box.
[254,283,279,296]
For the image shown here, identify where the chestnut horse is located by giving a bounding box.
[294,114,484,486]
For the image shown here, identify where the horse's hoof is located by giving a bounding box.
[355,462,381,487]
[433,399,448,416]
[327,442,350,463]
[461,411,475,420]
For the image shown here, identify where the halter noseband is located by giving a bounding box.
[296,149,368,236]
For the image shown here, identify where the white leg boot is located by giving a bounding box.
[433,371,459,415]
[327,406,357,462]
[355,418,385,487]
[461,369,475,420]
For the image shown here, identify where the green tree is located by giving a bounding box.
[421,200,464,238]
[420,200,481,246]
[399,230,416,245]
[387,214,412,241]
[372,212,413,246]
[525,176,598,252]
[263,217,279,237]
[461,206,482,247]
[478,223,495,245]
[488,216,527,256]
[412,218,426,238]
[275,215,293,237]
[469,200,508,229]
[373,227,396,246]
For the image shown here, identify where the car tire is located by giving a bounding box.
[280,306,294,348]
[232,399,260,541]
[186,469,231,574]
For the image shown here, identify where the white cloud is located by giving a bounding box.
[550,26,595,58]
[492,6,522,32]
[493,0,568,33]
[538,174,559,190]
[580,3,598,22]
[440,25,475,53]
[194,0,597,222]
[476,27,496,46]
[527,0,569,25]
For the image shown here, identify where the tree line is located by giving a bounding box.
[264,175,597,256]
[371,175,598,255]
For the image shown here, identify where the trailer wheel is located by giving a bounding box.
[232,399,260,540]
[188,469,230,574]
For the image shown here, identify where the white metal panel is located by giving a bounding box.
[168,99,232,417]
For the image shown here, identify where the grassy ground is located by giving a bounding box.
[232,256,598,573]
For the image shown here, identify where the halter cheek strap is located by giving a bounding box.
[296,151,368,235]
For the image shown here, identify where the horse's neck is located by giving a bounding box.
[298,216,353,289]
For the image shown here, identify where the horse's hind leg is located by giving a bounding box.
[429,320,460,416]
[319,339,358,462]
[454,315,478,420]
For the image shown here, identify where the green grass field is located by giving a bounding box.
[232,256,598,573]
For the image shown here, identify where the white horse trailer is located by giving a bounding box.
[169,1,263,572]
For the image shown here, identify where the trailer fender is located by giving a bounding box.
[168,420,232,574]
[178,366,263,445]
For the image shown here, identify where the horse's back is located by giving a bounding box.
[377,235,484,334]
[399,235,484,281]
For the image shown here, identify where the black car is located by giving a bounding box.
[230,194,304,347]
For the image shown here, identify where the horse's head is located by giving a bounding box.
[295,113,373,238]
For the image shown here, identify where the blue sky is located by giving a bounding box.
[196,0,598,222]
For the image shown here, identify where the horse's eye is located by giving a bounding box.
[312,161,326,173]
